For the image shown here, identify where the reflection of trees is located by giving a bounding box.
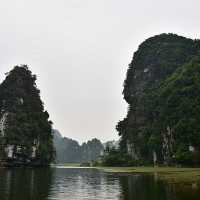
[0,168,53,200]
[119,174,200,200]
[119,174,168,200]
[165,183,200,200]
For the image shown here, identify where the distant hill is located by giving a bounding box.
[53,129,104,163]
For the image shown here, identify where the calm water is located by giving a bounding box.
[0,167,199,200]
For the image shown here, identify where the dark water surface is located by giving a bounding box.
[0,167,199,200]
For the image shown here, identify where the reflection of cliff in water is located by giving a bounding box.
[0,168,53,200]
[118,173,200,200]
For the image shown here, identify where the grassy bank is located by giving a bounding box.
[53,164,200,184]
[96,167,200,184]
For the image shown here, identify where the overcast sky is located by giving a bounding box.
[0,0,200,143]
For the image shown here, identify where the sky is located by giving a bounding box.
[0,0,200,143]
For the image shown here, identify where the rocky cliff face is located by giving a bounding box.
[117,33,200,165]
[0,65,54,167]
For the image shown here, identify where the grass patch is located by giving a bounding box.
[95,167,200,184]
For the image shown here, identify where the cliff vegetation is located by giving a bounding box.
[0,65,55,166]
[114,33,200,166]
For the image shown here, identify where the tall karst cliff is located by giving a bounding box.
[0,65,55,166]
[117,33,200,166]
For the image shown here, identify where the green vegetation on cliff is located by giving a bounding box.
[0,65,55,166]
[115,33,200,166]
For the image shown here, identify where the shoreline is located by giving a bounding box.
[53,165,200,184]
[2,164,200,184]
[96,167,200,184]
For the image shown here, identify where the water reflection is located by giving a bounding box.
[0,167,199,200]
[50,168,121,199]
[0,168,53,200]
[119,174,170,200]
[118,173,200,200]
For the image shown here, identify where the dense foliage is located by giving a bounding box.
[116,33,200,166]
[157,55,200,165]
[0,65,55,166]
[100,146,135,167]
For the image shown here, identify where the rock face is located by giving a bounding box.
[0,65,54,167]
[117,33,200,166]
[0,112,8,137]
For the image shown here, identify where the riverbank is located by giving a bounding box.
[54,164,200,184]
[96,167,200,184]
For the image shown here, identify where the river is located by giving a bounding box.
[0,167,199,200]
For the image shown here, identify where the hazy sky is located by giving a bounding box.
[0,0,200,143]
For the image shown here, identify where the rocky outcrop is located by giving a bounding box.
[117,33,200,166]
[0,65,54,167]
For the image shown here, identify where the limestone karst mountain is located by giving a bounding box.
[0,65,54,166]
[117,33,200,166]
